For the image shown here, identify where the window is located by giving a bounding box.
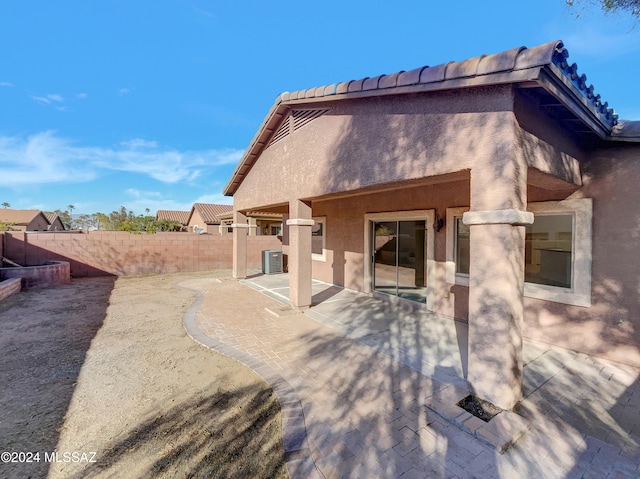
[312,217,326,261]
[525,214,572,288]
[455,217,470,275]
[446,199,592,307]
[271,224,282,236]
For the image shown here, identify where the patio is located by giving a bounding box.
[241,273,575,399]
[185,273,640,478]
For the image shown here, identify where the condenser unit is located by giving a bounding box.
[262,250,283,274]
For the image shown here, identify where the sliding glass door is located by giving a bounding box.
[373,220,427,303]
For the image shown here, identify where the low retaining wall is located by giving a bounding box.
[0,261,71,290]
[3,232,282,277]
[0,278,21,300]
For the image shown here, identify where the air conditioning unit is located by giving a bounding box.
[262,250,283,274]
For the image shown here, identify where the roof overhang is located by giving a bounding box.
[223,40,625,197]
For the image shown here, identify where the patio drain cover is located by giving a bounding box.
[457,395,502,422]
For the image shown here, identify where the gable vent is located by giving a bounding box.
[292,108,331,131]
[267,108,331,148]
[268,116,291,146]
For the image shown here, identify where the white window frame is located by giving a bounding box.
[312,216,327,262]
[446,199,592,307]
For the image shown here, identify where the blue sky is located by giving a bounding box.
[1,1,639,215]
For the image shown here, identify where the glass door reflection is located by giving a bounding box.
[373,220,426,304]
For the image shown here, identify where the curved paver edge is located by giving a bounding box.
[176,280,319,479]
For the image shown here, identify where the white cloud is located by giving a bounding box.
[76,92,88,99]
[118,88,131,95]
[0,82,13,87]
[31,93,65,106]
[125,188,162,199]
[0,131,243,187]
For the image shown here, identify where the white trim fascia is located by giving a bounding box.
[463,209,534,226]
[286,218,316,226]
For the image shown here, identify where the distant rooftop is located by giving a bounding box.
[190,203,233,224]
[0,209,43,225]
[156,210,190,225]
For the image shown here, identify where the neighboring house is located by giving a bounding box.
[156,210,190,230]
[224,40,640,410]
[186,203,233,234]
[216,210,283,236]
[0,209,51,231]
[44,213,66,231]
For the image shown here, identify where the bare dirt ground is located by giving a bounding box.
[0,272,287,479]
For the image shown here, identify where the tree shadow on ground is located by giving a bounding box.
[0,277,115,479]
[62,380,287,479]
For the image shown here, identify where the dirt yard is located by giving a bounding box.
[0,272,288,479]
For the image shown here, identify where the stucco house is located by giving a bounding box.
[223,40,640,410]
[44,213,66,231]
[186,203,233,234]
[0,209,51,231]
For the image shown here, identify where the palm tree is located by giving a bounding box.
[67,204,75,214]
[1,202,10,209]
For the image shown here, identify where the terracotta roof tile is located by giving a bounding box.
[192,203,233,224]
[397,66,427,87]
[0,209,42,225]
[419,63,447,84]
[43,212,58,224]
[156,210,190,225]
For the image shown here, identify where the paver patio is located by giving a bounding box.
[181,273,640,479]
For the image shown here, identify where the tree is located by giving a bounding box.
[1,202,9,209]
[567,0,640,16]
[0,220,16,231]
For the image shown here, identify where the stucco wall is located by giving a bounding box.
[522,145,640,367]
[3,232,281,277]
[233,84,639,367]
[234,86,517,211]
[310,178,470,320]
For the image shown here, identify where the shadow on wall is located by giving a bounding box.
[3,232,281,277]
[524,154,640,366]
[301,88,640,475]
[0,277,116,479]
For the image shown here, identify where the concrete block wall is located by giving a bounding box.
[0,261,71,289]
[3,232,282,277]
[0,278,21,301]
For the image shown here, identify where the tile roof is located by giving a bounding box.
[43,212,59,224]
[0,209,42,225]
[156,210,190,225]
[191,203,233,224]
[272,40,617,127]
[224,40,628,196]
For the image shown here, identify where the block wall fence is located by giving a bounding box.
[1,231,282,277]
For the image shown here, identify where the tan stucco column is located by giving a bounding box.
[232,211,248,279]
[287,200,313,309]
[465,158,533,411]
[248,217,257,236]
